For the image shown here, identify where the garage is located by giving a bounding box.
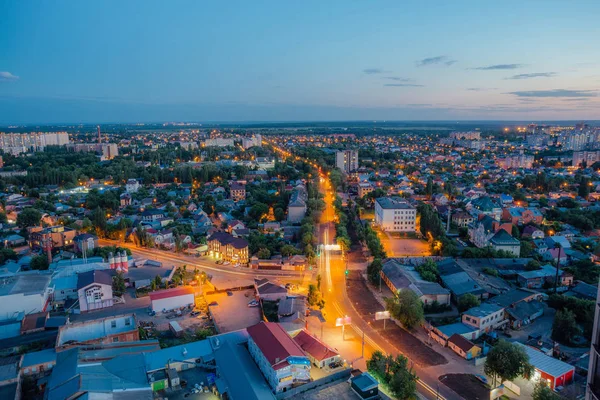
[149,286,195,312]
[515,343,575,390]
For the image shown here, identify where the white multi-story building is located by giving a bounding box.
[335,150,358,173]
[450,131,481,140]
[573,150,600,167]
[242,134,262,149]
[0,132,70,154]
[126,178,141,193]
[204,138,234,147]
[374,197,416,232]
[461,303,507,337]
[0,273,53,321]
[496,151,534,169]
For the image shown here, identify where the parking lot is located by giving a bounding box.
[206,289,261,333]
[377,232,431,257]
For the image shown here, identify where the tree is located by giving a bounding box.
[112,272,126,297]
[525,260,541,271]
[484,340,534,387]
[257,248,271,259]
[553,243,562,294]
[367,351,417,400]
[552,309,581,345]
[17,207,42,229]
[93,207,108,237]
[458,293,480,312]
[385,290,424,330]
[367,258,383,285]
[280,244,298,257]
[30,255,49,270]
[154,275,163,289]
[579,178,590,199]
[307,284,320,307]
[415,259,439,282]
[533,382,561,400]
[274,207,285,221]
[0,212,7,224]
[316,274,322,291]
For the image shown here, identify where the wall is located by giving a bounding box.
[151,294,195,312]
[275,368,351,400]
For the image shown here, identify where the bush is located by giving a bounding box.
[458,293,480,312]
[483,267,499,277]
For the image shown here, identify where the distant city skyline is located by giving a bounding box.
[1,1,600,123]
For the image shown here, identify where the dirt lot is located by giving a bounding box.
[439,374,490,400]
[206,289,261,333]
[346,271,447,367]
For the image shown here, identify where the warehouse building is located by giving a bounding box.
[149,286,196,313]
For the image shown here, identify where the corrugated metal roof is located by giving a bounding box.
[514,342,574,378]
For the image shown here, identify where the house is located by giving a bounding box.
[254,278,288,301]
[522,225,544,239]
[514,343,574,390]
[567,281,597,300]
[469,196,502,221]
[468,215,512,249]
[77,269,115,312]
[141,209,165,222]
[287,184,308,223]
[488,289,544,329]
[430,322,480,346]
[517,265,573,289]
[433,193,449,206]
[29,225,77,251]
[447,334,481,360]
[358,182,374,198]
[149,286,195,313]
[120,193,132,207]
[502,207,544,226]
[489,229,521,257]
[461,303,507,335]
[230,182,246,202]
[380,259,450,306]
[452,211,474,228]
[227,220,246,234]
[293,330,340,368]
[440,271,488,301]
[126,178,141,193]
[2,234,25,247]
[246,322,311,393]
[73,233,98,254]
[55,314,139,351]
[208,232,249,264]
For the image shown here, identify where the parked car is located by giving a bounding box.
[190,311,201,317]
[209,301,218,306]
[474,375,488,384]
[226,291,233,296]
[223,261,231,265]
[248,300,259,307]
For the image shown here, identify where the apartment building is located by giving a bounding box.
[335,150,358,173]
[374,197,416,232]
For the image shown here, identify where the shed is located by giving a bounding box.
[447,334,481,360]
[350,372,379,400]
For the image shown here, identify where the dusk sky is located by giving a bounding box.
[1,1,600,123]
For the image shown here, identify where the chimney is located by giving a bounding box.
[97,125,101,144]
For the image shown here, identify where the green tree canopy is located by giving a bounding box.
[484,340,534,386]
[458,293,480,312]
[385,289,424,330]
[17,207,42,229]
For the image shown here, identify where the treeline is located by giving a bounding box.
[417,203,457,256]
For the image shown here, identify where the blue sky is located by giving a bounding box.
[1,1,599,123]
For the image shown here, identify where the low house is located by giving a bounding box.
[254,278,287,301]
[430,322,480,346]
[77,269,115,312]
[489,229,521,257]
[56,314,138,351]
[517,265,573,289]
[440,271,488,301]
[293,329,340,368]
[468,215,512,249]
[522,225,544,239]
[381,259,450,306]
[73,233,98,254]
[502,207,543,226]
[452,211,474,228]
[462,303,507,335]
[514,343,574,390]
[20,348,57,376]
[488,289,544,329]
[447,334,481,360]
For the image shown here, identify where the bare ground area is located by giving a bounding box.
[346,271,447,367]
[439,374,490,400]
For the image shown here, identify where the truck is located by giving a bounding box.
[169,321,183,337]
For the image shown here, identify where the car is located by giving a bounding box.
[474,374,488,384]
[285,283,291,289]
[148,310,156,316]
[223,261,231,265]
[190,311,201,317]
[215,260,223,265]
[226,291,233,296]
[209,301,218,306]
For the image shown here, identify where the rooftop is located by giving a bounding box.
[376,197,415,210]
[514,342,574,378]
[0,272,51,297]
[148,286,195,301]
[247,322,307,369]
[293,330,339,362]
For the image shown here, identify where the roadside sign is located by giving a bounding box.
[335,316,352,326]
[375,311,391,320]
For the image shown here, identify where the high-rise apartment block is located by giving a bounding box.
[0,132,70,155]
[335,150,358,173]
[586,281,600,399]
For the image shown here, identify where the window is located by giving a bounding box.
[111,320,116,328]
[113,337,119,343]
[125,318,131,326]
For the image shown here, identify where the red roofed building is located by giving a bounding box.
[246,322,311,393]
[149,286,195,312]
[293,330,340,368]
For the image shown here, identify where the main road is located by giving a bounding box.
[315,173,460,400]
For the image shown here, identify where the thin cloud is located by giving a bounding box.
[505,72,557,80]
[416,56,456,67]
[0,71,19,82]
[471,64,524,70]
[363,68,386,74]
[384,76,414,82]
[384,83,424,87]
[466,87,498,92]
[508,89,598,98]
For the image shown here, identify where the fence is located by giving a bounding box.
[275,368,352,400]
